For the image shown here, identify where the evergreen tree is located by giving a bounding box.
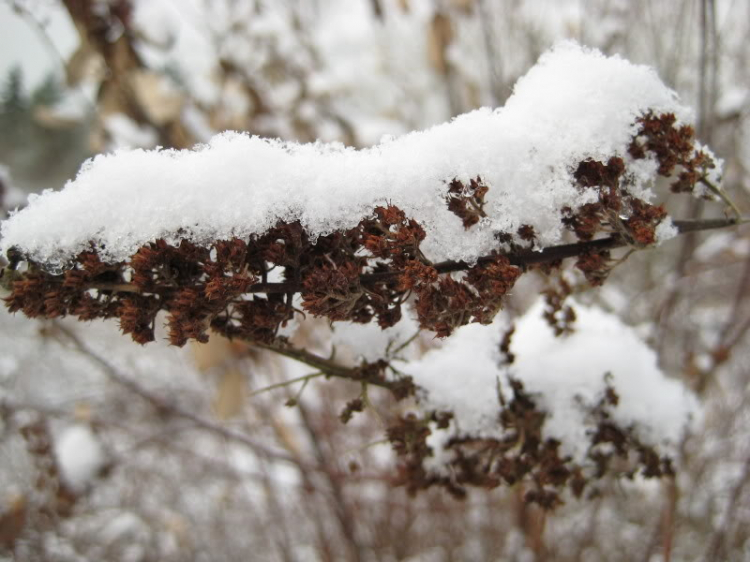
[0,67,31,168]
[0,67,28,111]
[30,73,63,108]
[0,68,91,191]
[0,66,29,128]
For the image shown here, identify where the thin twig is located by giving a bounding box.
[49,321,298,464]
[247,371,325,398]
[296,400,365,562]
[388,330,420,358]
[360,381,385,429]
[704,452,750,561]
[698,176,743,220]
[9,0,98,112]
[251,339,396,392]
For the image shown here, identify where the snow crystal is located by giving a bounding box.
[1,42,692,268]
[406,299,699,464]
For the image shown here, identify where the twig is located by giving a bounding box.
[360,381,385,429]
[247,371,325,398]
[90,283,144,293]
[699,177,743,220]
[49,321,297,464]
[704,452,750,561]
[9,0,97,112]
[251,339,397,393]
[296,400,365,562]
[388,330,420,358]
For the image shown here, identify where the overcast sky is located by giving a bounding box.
[0,1,78,91]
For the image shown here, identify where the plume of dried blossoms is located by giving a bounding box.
[0,112,739,506]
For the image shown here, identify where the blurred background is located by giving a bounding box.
[0,0,749,560]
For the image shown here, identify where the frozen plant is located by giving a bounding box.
[1,43,745,506]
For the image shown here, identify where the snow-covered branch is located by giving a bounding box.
[1,42,742,505]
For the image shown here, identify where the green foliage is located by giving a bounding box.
[30,73,63,108]
[0,67,29,124]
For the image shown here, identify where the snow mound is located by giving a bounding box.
[407,299,699,463]
[2,42,690,270]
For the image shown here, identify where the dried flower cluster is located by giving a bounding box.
[629,112,717,195]
[446,176,489,228]
[387,375,672,507]
[4,203,524,345]
[2,113,716,344]
[0,112,727,506]
[541,277,576,337]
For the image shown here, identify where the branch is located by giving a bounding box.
[3,214,745,353]
[251,338,411,397]
[38,215,743,298]
[371,217,746,278]
[229,216,749,291]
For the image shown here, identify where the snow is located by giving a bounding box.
[104,114,159,150]
[695,230,750,260]
[0,165,27,218]
[2,42,694,269]
[654,217,679,244]
[54,424,106,492]
[331,312,420,363]
[511,300,699,459]
[406,319,505,437]
[715,87,747,119]
[406,299,699,464]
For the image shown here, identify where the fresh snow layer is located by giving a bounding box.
[510,300,699,459]
[407,299,699,463]
[1,42,690,269]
